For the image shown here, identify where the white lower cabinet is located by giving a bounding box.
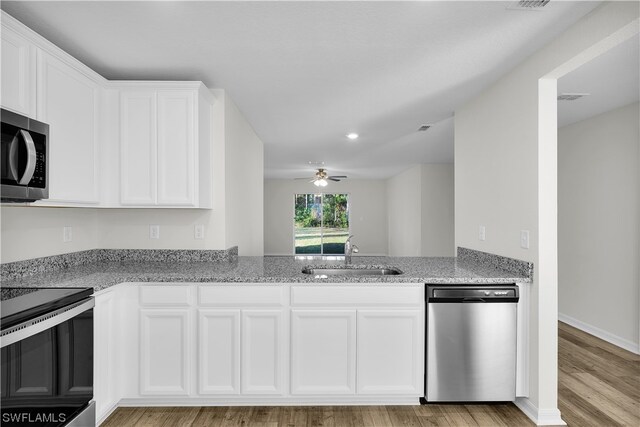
[106,283,425,413]
[198,309,284,395]
[139,309,190,395]
[291,309,356,395]
[357,310,423,394]
[198,309,241,394]
[241,310,284,394]
[94,290,118,423]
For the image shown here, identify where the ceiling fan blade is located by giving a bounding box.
[329,175,347,179]
[294,177,313,180]
[328,177,341,182]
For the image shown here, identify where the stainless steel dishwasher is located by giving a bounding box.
[426,285,519,402]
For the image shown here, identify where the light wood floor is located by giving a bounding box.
[102,322,639,427]
[558,321,639,426]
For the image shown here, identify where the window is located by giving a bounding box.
[294,193,349,254]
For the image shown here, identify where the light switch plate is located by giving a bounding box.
[149,225,160,239]
[479,225,486,241]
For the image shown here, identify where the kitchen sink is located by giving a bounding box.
[301,267,403,276]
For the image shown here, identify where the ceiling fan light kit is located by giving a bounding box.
[295,168,348,187]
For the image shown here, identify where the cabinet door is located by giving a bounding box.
[140,309,190,395]
[120,91,157,205]
[1,24,35,116]
[37,51,99,203]
[291,309,356,395]
[198,309,240,395]
[157,90,195,206]
[94,292,116,420]
[242,310,284,395]
[357,310,423,395]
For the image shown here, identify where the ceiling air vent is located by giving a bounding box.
[418,125,432,132]
[557,93,590,101]
[507,0,550,11]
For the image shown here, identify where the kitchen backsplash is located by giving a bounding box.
[457,247,533,279]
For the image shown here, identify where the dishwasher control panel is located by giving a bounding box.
[428,285,519,303]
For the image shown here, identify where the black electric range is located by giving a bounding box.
[1,287,95,427]
[1,287,93,331]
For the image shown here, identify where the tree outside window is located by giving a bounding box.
[294,193,349,254]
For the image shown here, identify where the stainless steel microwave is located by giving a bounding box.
[1,109,49,202]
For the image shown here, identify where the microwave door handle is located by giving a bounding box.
[8,133,20,181]
[17,130,37,185]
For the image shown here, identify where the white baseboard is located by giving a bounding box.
[558,313,640,355]
[117,396,419,406]
[96,401,118,426]
[515,397,566,426]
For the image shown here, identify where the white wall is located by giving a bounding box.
[387,166,422,256]
[264,179,388,256]
[421,164,455,257]
[0,206,100,262]
[454,2,638,422]
[223,92,264,256]
[387,164,454,257]
[0,89,264,263]
[558,102,639,351]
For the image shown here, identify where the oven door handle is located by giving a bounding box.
[1,298,94,348]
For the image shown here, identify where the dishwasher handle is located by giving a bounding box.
[427,285,519,303]
[462,297,486,303]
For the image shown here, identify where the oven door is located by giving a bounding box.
[1,299,94,427]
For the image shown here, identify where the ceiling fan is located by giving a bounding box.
[294,168,347,187]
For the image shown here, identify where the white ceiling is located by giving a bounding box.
[2,1,601,179]
[558,34,640,128]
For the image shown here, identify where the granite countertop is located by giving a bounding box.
[0,251,532,292]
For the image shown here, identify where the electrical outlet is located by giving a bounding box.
[520,230,530,249]
[149,224,160,239]
[479,225,486,241]
[63,226,72,243]
[194,224,205,240]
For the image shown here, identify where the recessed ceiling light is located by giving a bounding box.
[346,133,359,140]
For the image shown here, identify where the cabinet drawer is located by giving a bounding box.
[139,285,192,306]
[199,285,285,307]
[291,286,423,307]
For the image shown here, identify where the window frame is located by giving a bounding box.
[292,192,350,255]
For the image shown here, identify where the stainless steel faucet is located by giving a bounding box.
[344,235,359,265]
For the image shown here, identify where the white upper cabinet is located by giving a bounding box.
[119,83,213,208]
[120,91,157,205]
[1,11,214,209]
[37,51,101,204]
[0,21,35,117]
[157,90,195,205]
